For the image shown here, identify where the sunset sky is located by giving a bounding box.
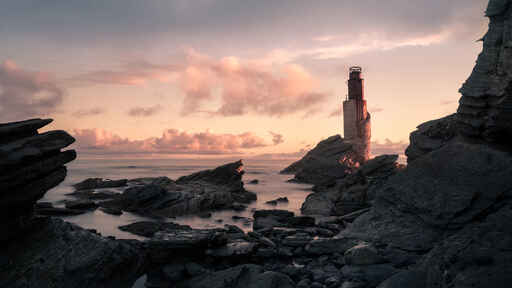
[0,0,489,158]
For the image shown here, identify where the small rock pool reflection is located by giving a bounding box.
[42,157,312,241]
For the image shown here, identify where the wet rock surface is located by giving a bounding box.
[280,135,354,185]
[301,154,400,216]
[94,160,257,218]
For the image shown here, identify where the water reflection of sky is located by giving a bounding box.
[42,158,312,240]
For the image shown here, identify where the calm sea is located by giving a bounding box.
[41,157,312,240]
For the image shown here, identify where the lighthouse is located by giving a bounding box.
[343,66,371,163]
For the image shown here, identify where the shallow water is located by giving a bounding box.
[42,157,312,240]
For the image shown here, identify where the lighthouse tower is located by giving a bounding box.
[343,66,371,163]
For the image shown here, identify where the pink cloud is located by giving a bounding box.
[68,51,329,118]
[0,60,64,122]
[71,128,272,155]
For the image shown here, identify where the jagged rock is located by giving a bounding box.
[457,0,512,143]
[301,154,399,216]
[253,210,294,230]
[405,114,458,163]
[67,189,119,200]
[73,178,127,191]
[0,217,145,288]
[252,210,314,231]
[100,207,123,216]
[305,237,359,255]
[344,242,385,265]
[99,160,257,218]
[64,199,98,210]
[265,197,289,206]
[376,270,426,288]
[0,118,76,242]
[343,142,512,252]
[119,221,192,237]
[341,264,399,287]
[206,240,256,257]
[280,135,354,185]
[147,229,228,262]
[176,264,295,288]
[35,206,87,216]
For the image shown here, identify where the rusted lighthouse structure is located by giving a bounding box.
[343,66,371,163]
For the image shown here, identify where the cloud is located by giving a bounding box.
[269,131,284,145]
[69,51,329,118]
[371,139,409,156]
[179,52,330,117]
[72,107,105,118]
[71,127,271,155]
[0,60,64,122]
[68,61,180,86]
[128,105,163,117]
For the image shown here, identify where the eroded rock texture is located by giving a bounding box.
[0,119,76,241]
[98,160,257,218]
[457,0,512,143]
[0,118,145,288]
[280,135,354,185]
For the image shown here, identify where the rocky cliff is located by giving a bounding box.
[457,0,512,143]
[0,119,145,288]
[338,2,512,287]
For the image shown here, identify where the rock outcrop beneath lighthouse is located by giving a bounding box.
[280,135,354,185]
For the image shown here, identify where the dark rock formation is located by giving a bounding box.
[99,160,257,218]
[73,178,128,190]
[0,118,145,288]
[265,197,289,206]
[457,0,512,143]
[337,5,512,284]
[405,114,458,163]
[280,135,354,185]
[0,118,76,241]
[0,217,145,288]
[301,154,400,216]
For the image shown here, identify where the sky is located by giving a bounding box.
[0,0,490,158]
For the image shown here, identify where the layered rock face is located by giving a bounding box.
[301,154,400,216]
[338,2,512,286]
[0,119,145,288]
[457,0,512,143]
[0,119,76,241]
[280,135,354,185]
[96,160,257,218]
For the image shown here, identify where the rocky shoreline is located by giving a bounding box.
[3,1,512,287]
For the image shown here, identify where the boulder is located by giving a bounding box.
[301,154,399,216]
[99,160,257,218]
[73,178,127,191]
[176,264,295,288]
[280,135,354,185]
[0,217,145,288]
[405,114,458,163]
